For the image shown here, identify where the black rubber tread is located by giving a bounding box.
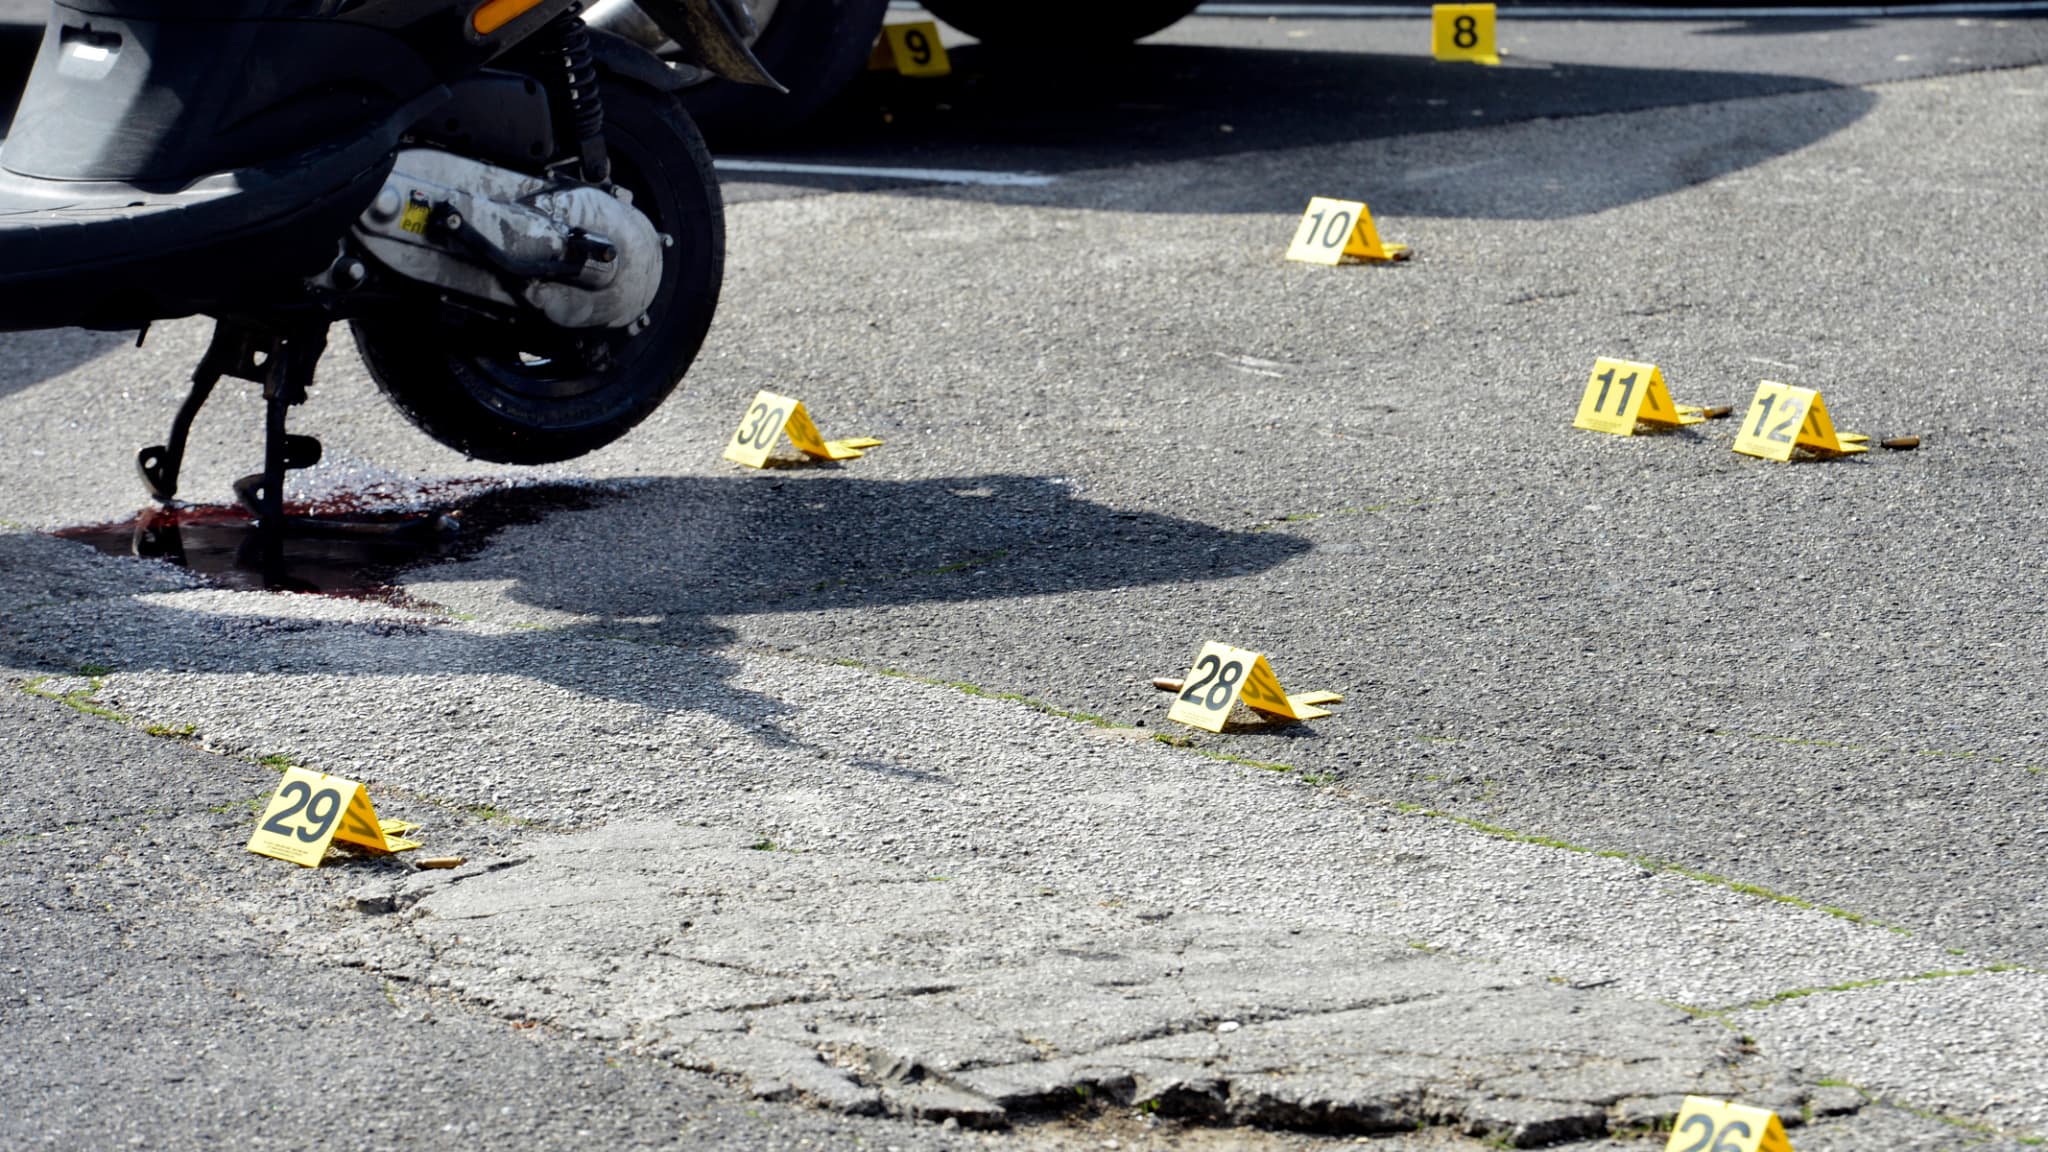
[919,0,1201,48]
[351,79,723,466]
[679,0,892,145]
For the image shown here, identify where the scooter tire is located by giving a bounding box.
[920,0,1201,50]
[680,0,891,145]
[350,79,723,466]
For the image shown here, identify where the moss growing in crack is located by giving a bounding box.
[145,722,197,740]
[1168,741,1297,775]
[1250,500,1419,532]
[829,657,1122,730]
[1146,734,1330,782]
[22,674,128,723]
[750,837,776,851]
[926,550,1008,577]
[1816,1079,2044,1145]
[258,753,300,772]
[1713,727,2048,779]
[67,697,127,722]
[1393,805,1903,934]
[1717,965,2028,1014]
[464,803,539,828]
[1611,1114,1680,1140]
[1436,812,1633,860]
[0,825,74,849]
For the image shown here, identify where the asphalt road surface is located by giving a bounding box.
[5,5,2048,1150]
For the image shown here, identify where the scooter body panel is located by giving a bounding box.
[0,0,584,329]
[5,0,578,183]
[5,15,429,184]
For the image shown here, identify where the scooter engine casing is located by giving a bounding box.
[354,149,665,331]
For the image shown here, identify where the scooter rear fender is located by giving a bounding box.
[627,0,783,89]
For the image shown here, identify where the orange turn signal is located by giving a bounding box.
[473,0,546,35]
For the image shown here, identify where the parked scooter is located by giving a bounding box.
[0,0,776,527]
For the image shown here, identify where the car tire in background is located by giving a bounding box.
[679,0,892,143]
[919,0,1203,49]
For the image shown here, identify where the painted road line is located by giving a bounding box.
[892,0,2048,17]
[1185,2,2048,17]
[713,159,1057,187]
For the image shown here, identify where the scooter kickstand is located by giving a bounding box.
[135,322,247,503]
[231,325,327,529]
[136,319,324,508]
[143,318,451,546]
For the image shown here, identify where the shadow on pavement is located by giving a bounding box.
[1691,17,1879,35]
[743,41,1876,219]
[0,326,136,400]
[25,472,1309,725]
[434,472,1310,634]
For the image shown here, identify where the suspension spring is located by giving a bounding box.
[551,5,610,184]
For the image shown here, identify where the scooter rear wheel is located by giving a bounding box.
[350,79,723,466]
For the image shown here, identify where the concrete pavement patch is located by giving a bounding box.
[317,821,1800,1143]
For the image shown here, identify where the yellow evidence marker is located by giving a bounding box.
[1731,381,1870,462]
[1167,641,1343,734]
[1663,1097,1794,1152]
[1285,197,1408,265]
[723,390,884,469]
[1572,357,1708,436]
[247,767,421,868]
[868,21,951,76]
[1432,3,1500,65]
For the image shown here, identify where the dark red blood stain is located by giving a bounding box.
[53,482,612,599]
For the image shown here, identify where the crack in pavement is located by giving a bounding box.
[296,821,1812,1145]
[0,553,2015,1142]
